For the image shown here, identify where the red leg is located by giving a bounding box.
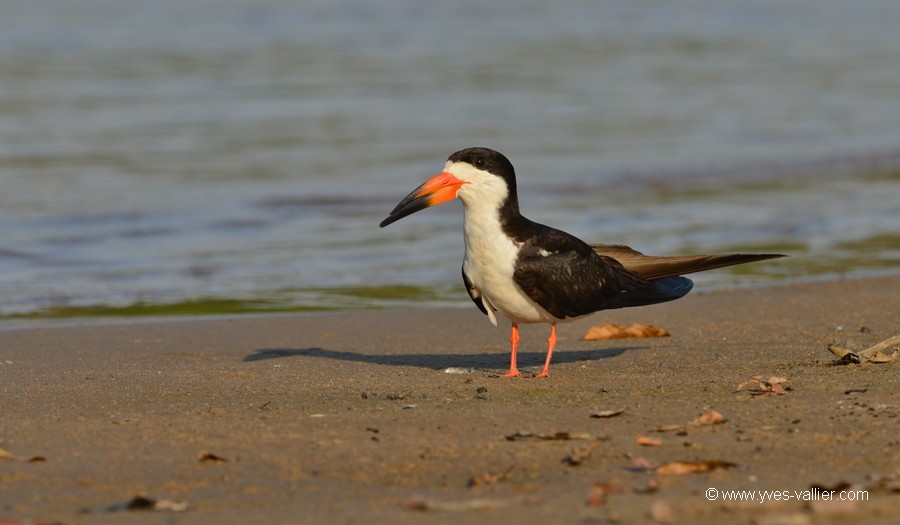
[533,323,557,378]
[500,322,521,378]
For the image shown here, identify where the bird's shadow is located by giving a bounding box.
[243,346,639,370]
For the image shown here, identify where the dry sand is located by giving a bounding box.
[1,277,899,524]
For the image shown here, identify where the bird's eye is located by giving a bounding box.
[474,157,485,168]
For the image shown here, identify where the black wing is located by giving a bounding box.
[462,266,489,316]
[510,224,691,319]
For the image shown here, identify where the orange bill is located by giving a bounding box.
[379,172,467,227]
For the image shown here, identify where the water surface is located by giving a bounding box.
[2,0,900,317]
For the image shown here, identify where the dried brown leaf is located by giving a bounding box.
[467,467,512,488]
[152,499,189,512]
[505,431,597,441]
[408,496,538,512]
[197,451,228,464]
[386,390,411,400]
[0,448,46,463]
[631,456,660,471]
[123,496,157,511]
[408,498,497,512]
[654,424,686,433]
[590,408,625,419]
[583,323,670,340]
[737,375,791,395]
[636,436,663,447]
[654,410,726,433]
[690,410,726,427]
[829,335,900,364]
[104,495,188,513]
[656,460,736,475]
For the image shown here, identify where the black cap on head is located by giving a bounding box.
[447,147,517,194]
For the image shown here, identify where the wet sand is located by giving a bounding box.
[1,277,899,524]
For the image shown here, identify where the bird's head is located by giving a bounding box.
[379,147,518,228]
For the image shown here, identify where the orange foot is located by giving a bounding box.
[500,369,522,378]
[532,370,549,378]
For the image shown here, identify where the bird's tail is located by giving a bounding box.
[591,244,785,280]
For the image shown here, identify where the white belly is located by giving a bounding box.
[462,218,555,325]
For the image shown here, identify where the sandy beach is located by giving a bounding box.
[1,276,898,524]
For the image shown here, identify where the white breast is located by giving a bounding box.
[461,207,554,325]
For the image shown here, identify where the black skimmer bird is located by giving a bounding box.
[379,147,784,378]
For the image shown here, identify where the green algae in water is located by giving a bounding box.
[5,298,325,319]
[4,284,465,319]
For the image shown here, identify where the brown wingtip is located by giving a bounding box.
[591,244,786,280]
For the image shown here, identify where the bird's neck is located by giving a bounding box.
[461,190,523,250]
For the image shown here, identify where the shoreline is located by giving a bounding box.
[3,269,897,329]
[2,276,898,523]
[4,265,900,324]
